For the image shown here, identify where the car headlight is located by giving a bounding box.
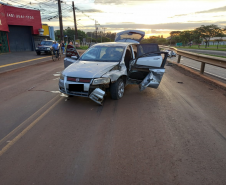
[92,78,110,85]
[60,73,65,80]
[47,48,50,50]
[36,47,39,50]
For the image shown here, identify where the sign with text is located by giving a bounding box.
[0,4,8,32]
[0,5,42,34]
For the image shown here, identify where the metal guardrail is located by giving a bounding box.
[159,45,226,74]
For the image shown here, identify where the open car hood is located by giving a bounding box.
[115,30,145,43]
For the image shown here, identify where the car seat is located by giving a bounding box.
[124,49,132,69]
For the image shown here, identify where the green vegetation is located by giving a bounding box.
[175,45,226,51]
[196,53,226,59]
[54,28,116,44]
[77,46,89,50]
[169,25,226,49]
[144,24,226,51]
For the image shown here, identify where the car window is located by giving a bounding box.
[41,41,53,45]
[80,46,125,62]
[137,44,160,57]
[132,45,138,58]
[115,33,143,42]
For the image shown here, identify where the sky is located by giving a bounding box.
[3,0,226,38]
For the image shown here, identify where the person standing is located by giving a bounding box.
[61,41,65,54]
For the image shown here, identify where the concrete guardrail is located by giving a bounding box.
[159,45,226,74]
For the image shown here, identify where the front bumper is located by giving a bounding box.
[36,47,51,52]
[59,79,109,104]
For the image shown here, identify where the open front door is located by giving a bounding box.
[64,45,80,68]
[127,44,168,91]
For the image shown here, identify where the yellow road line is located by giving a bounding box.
[0,95,59,146]
[0,56,51,68]
[0,96,62,157]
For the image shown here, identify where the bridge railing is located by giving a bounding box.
[159,45,226,74]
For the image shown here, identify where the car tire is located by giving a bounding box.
[110,78,125,100]
[36,52,40,55]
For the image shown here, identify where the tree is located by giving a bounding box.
[140,36,167,45]
[192,30,202,48]
[179,31,193,46]
[195,24,221,48]
[169,31,181,45]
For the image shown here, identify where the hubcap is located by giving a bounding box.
[118,81,124,98]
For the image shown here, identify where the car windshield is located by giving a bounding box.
[80,46,125,62]
[41,41,53,45]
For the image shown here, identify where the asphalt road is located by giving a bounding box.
[0,50,85,74]
[179,48,226,57]
[0,58,226,184]
[169,56,226,81]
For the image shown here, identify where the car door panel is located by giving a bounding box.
[127,44,168,90]
[139,68,165,90]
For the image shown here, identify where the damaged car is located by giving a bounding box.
[59,30,168,105]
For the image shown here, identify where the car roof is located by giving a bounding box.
[92,42,137,47]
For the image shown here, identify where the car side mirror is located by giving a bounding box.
[71,56,78,60]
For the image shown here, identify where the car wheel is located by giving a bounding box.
[36,52,40,55]
[110,78,125,100]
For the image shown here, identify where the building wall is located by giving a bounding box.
[0,5,42,34]
[42,24,49,36]
[48,26,55,40]
[0,4,8,32]
[0,31,9,53]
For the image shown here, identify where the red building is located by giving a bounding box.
[0,4,42,52]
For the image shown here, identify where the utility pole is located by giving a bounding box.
[95,20,97,43]
[103,27,106,34]
[91,32,92,43]
[72,1,78,41]
[58,0,63,42]
[102,28,106,42]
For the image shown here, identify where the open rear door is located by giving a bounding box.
[127,44,168,91]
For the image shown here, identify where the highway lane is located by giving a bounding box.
[169,55,226,81]
[0,50,85,74]
[178,48,226,57]
[0,60,226,184]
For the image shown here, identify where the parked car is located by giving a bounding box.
[59,30,168,105]
[35,40,59,55]
[164,50,176,57]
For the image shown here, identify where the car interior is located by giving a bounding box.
[124,48,132,69]
[127,44,161,81]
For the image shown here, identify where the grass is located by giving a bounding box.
[175,45,226,51]
[197,53,226,59]
[76,46,89,50]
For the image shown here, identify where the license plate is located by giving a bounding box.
[41,51,45,53]
[69,84,84,92]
